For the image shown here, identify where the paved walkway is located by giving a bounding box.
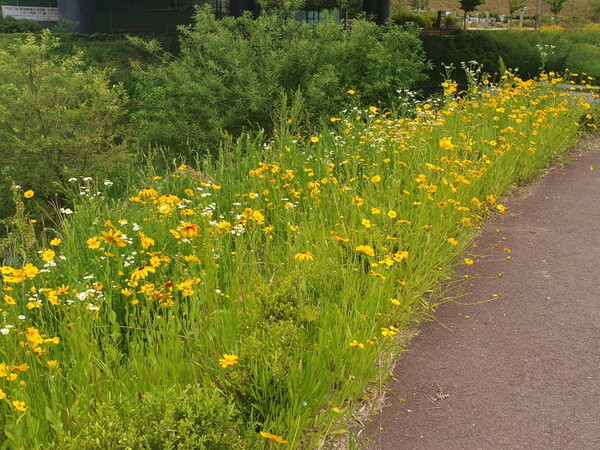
[364,135,600,450]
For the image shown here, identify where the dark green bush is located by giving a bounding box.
[0,17,42,33]
[420,28,600,92]
[130,7,429,159]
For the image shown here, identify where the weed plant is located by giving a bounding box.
[0,71,595,447]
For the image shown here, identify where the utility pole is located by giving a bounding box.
[535,0,542,30]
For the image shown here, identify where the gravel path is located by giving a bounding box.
[364,135,600,450]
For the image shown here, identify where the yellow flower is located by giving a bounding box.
[138,188,159,199]
[351,196,364,206]
[330,231,349,243]
[12,401,27,412]
[100,229,127,247]
[355,245,375,257]
[87,236,101,249]
[447,238,459,245]
[23,190,34,199]
[49,238,62,246]
[41,249,55,262]
[138,232,155,249]
[219,354,239,369]
[11,363,29,372]
[310,136,320,143]
[381,326,399,337]
[46,360,59,368]
[439,137,453,150]
[371,175,382,183]
[387,210,397,219]
[496,204,506,213]
[0,389,6,400]
[370,207,381,215]
[260,432,288,444]
[361,218,372,228]
[464,258,475,265]
[130,266,156,281]
[347,89,356,95]
[179,222,200,238]
[294,251,314,262]
[4,295,16,305]
[349,340,365,349]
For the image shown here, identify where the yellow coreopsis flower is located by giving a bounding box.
[351,196,364,206]
[219,354,239,369]
[355,245,375,257]
[87,237,101,249]
[41,249,55,262]
[12,401,27,412]
[23,190,34,199]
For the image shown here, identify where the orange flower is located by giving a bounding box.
[260,431,288,444]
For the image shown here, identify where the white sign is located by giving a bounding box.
[1,6,59,22]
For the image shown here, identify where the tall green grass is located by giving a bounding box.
[0,72,595,448]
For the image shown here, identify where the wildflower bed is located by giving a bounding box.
[0,73,595,448]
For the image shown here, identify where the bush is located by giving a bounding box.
[0,31,130,219]
[63,384,261,449]
[420,28,600,91]
[130,7,429,159]
[0,17,42,33]
[390,10,436,28]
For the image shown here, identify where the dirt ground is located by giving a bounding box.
[362,135,600,450]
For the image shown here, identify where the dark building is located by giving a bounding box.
[2,0,389,33]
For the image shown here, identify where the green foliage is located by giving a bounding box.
[420,28,600,90]
[0,17,41,33]
[0,31,130,219]
[130,6,429,159]
[63,384,260,449]
[390,10,436,28]
[508,0,527,15]
[543,0,567,16]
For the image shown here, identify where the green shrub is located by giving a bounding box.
[390,10,436,28]
[421,28,600,93]
[0,31,130,219]
[130,7,429,159]
[0,17,42,33]
[62,384,260,449]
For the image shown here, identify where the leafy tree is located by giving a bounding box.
[543,0,567,17]
[508,0,526,17]
[0,31,129,219]
[460,0,485,28]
